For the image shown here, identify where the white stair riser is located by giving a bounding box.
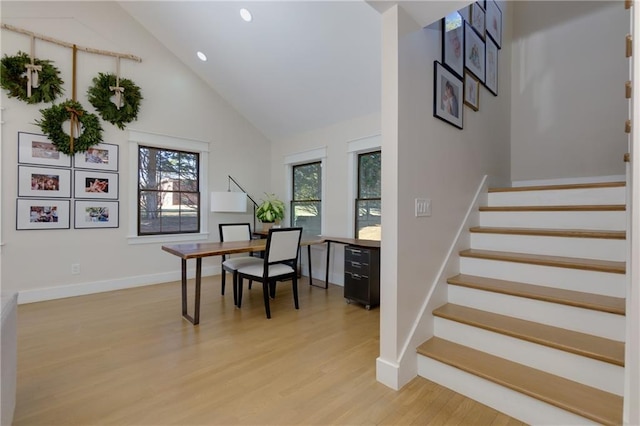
[470,233,626,262]
[479,211,626,230]
[448,285,625,341]
[488,187,625,207]
[417,355,599,425]
[434,319,624,395]
[460,257,626,298]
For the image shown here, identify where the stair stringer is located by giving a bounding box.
[377,175,489,389]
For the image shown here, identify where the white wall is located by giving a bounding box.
[510,1,628,182]
[377,3,512,389]
[1,2,271,301]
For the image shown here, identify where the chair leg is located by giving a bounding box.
[262,281,271,319]
[249,280,252,290]
[269,281,277,299]
[292,275,299,309]
[221,270,226,295]
[232,271,238,306]
[237,277,244,308]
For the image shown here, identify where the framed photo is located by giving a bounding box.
[486,0,502,48]
[18,165,72,198]
[458,5,470,22]
[18,132,71,168]
[74,200,119,229]
[74,170,119,199]
[471,2,486,39]
[442,11,464,78]
[73,143,119,171]
[464,22,486,83]
[433,61,463,129]
[464,71,480,111]
[485,36,499,96]
[16,198,70,230]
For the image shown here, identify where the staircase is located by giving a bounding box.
[417,181,627,425]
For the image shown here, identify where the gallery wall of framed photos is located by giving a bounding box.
[435,0,503,129]
[16,131,120,230]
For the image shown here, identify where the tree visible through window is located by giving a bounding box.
[291,162,321,236]
[138,146,200,235]
[356,150,381,240]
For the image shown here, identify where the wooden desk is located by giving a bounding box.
[162,238,322,325]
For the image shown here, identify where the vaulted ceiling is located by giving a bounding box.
[119,1,469,141]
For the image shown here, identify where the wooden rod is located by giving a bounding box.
[1,23,142,62]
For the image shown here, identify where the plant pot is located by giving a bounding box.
[262,222,275,232]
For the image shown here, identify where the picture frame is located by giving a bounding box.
[470,2,486,39]
[73,143,119,171]
[464,71,480,111]
[458,5,470,22]
[486,0,502,48]
[442,11,464,78]
[74,200,119,229]
[433,61,463,129]
[74,170,119,200]
[18,132,71,168]
[16,198,70,230]
[485,36,499,96]
[464,22,486,83]
[18,165,72,198]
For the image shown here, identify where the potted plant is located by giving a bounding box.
[256,193,285,231]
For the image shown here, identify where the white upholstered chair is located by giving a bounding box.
[218,223,262,305]
[236,227,303,318]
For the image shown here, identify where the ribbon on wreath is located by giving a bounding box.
[24,36,42,98]
[64,105,83,154]
[109,56,124,109]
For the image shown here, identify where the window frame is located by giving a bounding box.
[284,147,326,236]
[128,130,209,245]
[355,150,381,239]
[291,161,322,235]
[347,134,381,238]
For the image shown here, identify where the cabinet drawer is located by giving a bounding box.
[345,259,369,274]
[345,246,370,263]
[344,271,370,300]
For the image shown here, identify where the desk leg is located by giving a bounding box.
[181,258,201,325]
[324,241,331,289]
[309,242,328,289]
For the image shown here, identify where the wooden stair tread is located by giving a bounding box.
[447,274,625,315]
[488,181,625,193]
[432,304,625,366]
[459,248,626,274]
[479,204,626,212]
[469,226,626,239]
[417,337,623,426]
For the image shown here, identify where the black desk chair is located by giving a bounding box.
[219,223,262,306]
[236,227,303,318]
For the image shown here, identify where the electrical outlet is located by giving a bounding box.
[415,198,431,217]
[71,264,80,275]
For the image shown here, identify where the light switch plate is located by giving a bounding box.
[415,198,431,217]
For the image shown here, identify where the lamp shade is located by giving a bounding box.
[210,191,247,212]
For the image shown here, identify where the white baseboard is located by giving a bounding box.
[512,175,626,187]
[18,265,221,304]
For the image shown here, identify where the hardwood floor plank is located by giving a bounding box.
[14,276,524,425]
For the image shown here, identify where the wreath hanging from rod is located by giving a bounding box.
[36,99,103,155]
[0,51,64,104]
[87,72,142,130]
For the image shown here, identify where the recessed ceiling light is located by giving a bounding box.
[240,8,252,22]
[197,51,207,61]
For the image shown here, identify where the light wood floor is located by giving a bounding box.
[14,275,527,425]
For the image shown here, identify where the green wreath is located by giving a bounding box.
[0,51,64,104]
[35,100,103,155]
[87,72,142,130]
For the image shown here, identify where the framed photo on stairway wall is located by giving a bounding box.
[434,61,463,129]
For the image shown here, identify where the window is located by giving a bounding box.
[138,146,200,235]
[291,161,322,236]
[355,150,381,240]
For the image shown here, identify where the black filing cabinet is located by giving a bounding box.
[344,245,380,310]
